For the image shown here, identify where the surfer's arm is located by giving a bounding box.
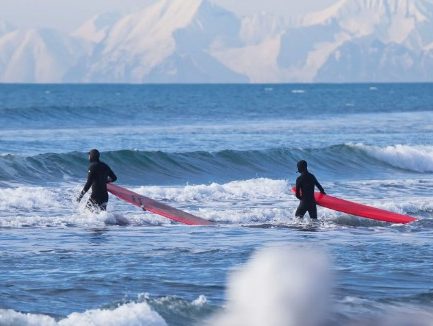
[314,176,326,194]
[107,168,117,183]
[295,178,302,200]
[77,168,94,202]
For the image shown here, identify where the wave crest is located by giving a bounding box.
[1,144,432,185]
[353,144,433,173]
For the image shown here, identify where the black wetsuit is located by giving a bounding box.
[81,161,117,211]
[295,171,325,219]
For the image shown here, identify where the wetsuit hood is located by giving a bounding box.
[297,160,308,173]
[89,149,100,162]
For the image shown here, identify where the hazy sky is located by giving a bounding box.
[0,0,337,32]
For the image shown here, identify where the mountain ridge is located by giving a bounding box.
[0,0,432,83]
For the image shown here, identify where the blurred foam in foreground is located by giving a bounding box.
[211,246,331,326]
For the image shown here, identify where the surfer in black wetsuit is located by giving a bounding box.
[77,149,117,212]
[295,160,325,219]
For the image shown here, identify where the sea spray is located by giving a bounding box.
[211,246,331,326]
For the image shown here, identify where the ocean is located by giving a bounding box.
[0,84,432,325]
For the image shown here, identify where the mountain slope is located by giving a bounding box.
[0,29,86,82]
[302,0,433,47]
[72,12,122,44]
[78,0,247,83]
[274,0,433,81]
[316,38,432,82]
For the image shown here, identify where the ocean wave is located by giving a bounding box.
[0,186,69,211]
[352,144,433,173]
[0,293,213,326]
[2,249,432,326]
[0,301,167,326]
[1,144,432,185]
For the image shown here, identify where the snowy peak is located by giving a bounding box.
[342,0,429,18]
[72,12,121,43]
[80,0,246,82]
[301,0,433,45]
[174,0,242,51]
[240,12,286,45]
[80,0,206,82]
[0,28,85,82]
[304,0,432,26]
[102,0,202,53]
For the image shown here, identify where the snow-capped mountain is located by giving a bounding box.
[77,0,246,83]
[316,38,433,82]
[271,0,433,82]
[0,0,432,83]
[72,12,122,44]
[0,29,86,83]
[240,12,286,45]
[302,0,433,50]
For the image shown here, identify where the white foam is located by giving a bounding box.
[0,186,65,211]
[0,183,166,227]
[197,207,291,224]
[131,178,295,224]
[0,178,321,227]
[210,246,331,326]
[0,301,167,326]
[1,178,428,228]
[136,178,290,203]
[59,302,166,326]
[0,310,57,326]
[192,295,208,306]
[352,144,433,173]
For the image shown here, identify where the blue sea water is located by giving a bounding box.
[0,84,432,325]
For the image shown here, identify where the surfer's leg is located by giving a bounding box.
[308,204,318,219]
[99,202,107,211]
[85,198,98,212]
[86,198,107,213]
[295,203,308,218]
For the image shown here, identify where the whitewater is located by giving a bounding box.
[1,84,433,325]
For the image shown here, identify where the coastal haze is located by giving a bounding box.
[0,0,433,83]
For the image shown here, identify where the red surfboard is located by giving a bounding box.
[107,184,213,226]
[291,187,416,224]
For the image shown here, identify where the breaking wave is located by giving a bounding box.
[1,144,432,186]
[0,301,167,326]
[352,144,433,173]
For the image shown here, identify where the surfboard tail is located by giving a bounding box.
[107,184,213,226]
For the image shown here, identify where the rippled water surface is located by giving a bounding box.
[1,84,433,325]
